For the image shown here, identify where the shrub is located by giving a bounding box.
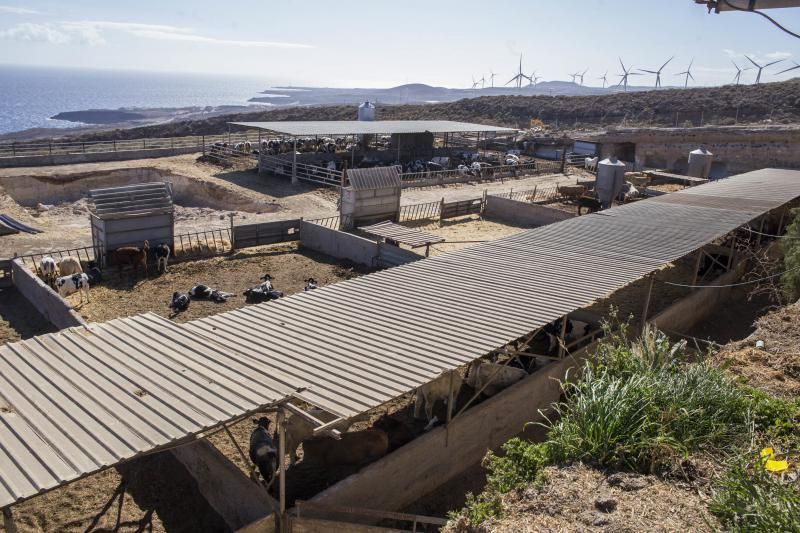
[483,438,550,493]
[451,491,502,526]
[710,454,800,532]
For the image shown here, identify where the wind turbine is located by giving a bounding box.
[527,72,542,87]
[616,58,642,92]
[731,60,750,85]
[638,56,674,88]
[479,74,486,89]
[746,55,783,84]
[569,71,580,84]
[776,60,800,76]
[471,75,479,89]
[598,71,609,88]
[489,71,497,88]
[577,68,589,86]
[505,54,528,89]
[675,58,694,88]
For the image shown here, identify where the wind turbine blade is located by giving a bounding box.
[688,58,694,70]
[619,57,626,71]
[731,59,740,70]
[660,56,674,71]
[745,55,760,68]
[764,59,784,68]
[639,69,658,74]
[689,72,695,80]
[776,63,800,74]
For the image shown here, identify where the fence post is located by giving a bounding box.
[481,189,487,216]
[143,139,147,149]
[202,135,205,155]
[49,141,52,156]
[171,137,174,149]
[439,197,445,224]
[229,213,236,251]
[560,147,567,174]
[113,140,117,152]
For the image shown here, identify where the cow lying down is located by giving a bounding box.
[301,429,389,466]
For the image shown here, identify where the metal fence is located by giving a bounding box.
[232,219,301,248]
[399,201,443,223]
[259,154,343,187]
[491,184,566,204]
[399,160,562,189]
[173,227,232,259]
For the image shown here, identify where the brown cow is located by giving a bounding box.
[112,240,150,279]
[301,429,389,466]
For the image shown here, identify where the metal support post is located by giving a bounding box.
[276,408,286,533]
[726,233,736,270]
[692,249,703,285]
[292,137,298,184]
[641,275,654,334]
[3,507,17,533]
[445,370,456,446]
[557,315,568,358]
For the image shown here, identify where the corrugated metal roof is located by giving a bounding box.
[191,169,800,419]
[89,182,173,220]
[229,120,515,136]
[0,313,296,508]
[359,221,445,247]
[3,168,799,510]
[347,166,402,190]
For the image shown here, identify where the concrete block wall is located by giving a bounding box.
[11,259,86,329]
[299,221,420,268]
[0,146,200,169]
[484,195,574,226]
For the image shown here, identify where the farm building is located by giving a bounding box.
[1,168,799,531]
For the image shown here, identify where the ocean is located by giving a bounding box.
[0,64,273,135]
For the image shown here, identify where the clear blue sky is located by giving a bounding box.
[0,0,798,87]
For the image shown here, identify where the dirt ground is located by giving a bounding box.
[403,215,535,256]
[452,463,718,532]
[713,300,800,398]
[0,154,573,256]
[66,242,372,323]
[0,287,56,344]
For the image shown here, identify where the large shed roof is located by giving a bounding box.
[2,168,799,509]
[0,313,296,508]
[229,120,515,136]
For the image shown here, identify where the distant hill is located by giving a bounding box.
[44,79,800,141]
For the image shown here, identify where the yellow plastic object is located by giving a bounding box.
[760,447,790,473]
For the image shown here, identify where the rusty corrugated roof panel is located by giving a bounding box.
[229,120,515,136]
[347,166,402,190]
[359,221,445,247]
[0,313,295,508]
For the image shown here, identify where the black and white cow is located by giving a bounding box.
[189,284,233,303]
[56,273,90,304]
[155,243,171,273]
[169,291,190,312]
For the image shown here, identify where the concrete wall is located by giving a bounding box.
[0,146,200,169]
[299,221,420,268]
[591,126,800,176]
[484,195,574,226]
[11,259,85,329]
[650,259,748,332]
[171,440,277,531]
[340,187,401,228]
[311,353,582,512]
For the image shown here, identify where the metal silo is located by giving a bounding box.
[596,156,626,209]
[358,101,376,121]
[688,146,713,179]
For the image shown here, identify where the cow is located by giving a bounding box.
[577,196,602,215]
[414,371,463,430]
[465,360,527,398]
[112,241,149,279]
[249,417,278,487]
[304,278,318,291]
[169,292,190,312]
[40,256,57,286]
[56,273,90,304]
[283,407,350,465]
[155,243,170,273]
[188,284,233,303]
[301,429,389,466]
[57,256,83,277]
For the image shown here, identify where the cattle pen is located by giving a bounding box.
[1,168,799,532]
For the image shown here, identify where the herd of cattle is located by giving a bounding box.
[210,136,378,158]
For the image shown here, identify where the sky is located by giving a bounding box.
[0,0,799,88]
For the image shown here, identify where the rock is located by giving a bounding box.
[594,494,617,513]
[607,472,650,491]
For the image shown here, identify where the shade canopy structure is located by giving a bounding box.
[228,120,516,137]
[2,168,800,510]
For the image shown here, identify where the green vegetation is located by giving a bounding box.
[782,208,800,301]
[710,456,800,532]
[452,320,800,529]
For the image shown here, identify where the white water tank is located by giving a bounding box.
[688,146,713,179]
[358,101,376,121]
[596,156,626,208]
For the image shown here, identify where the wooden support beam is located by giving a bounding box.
[692,248,703,285]
[283,402,342,439]
[557,315,568,358]
[453,356,515,421]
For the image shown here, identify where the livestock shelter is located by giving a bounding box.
[88,182,174,265]
[340,166,402,229]
[229,120,516,186]
[3,169,800,531]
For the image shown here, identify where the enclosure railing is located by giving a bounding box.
[399,159,562,188]
[259,154,343,187]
